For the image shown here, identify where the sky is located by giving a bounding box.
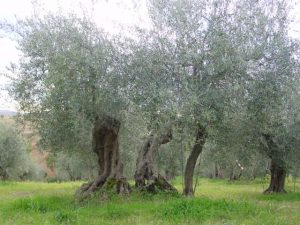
[0,0,299,111]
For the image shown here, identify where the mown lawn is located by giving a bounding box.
[0,178,299,225]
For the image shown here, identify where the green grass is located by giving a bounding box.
[0,178,299,225]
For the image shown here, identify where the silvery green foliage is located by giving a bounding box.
[244,0,300,169]
[10,13,150,177]
[146,0,248,126]
[8,0,300,179]
[145,0,300,173]
[0,121,42,180]
[122,0,256,174]
[11,13,126,153]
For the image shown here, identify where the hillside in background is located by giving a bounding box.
[0,116,55,178]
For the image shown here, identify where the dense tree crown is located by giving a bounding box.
[4,0,300,194]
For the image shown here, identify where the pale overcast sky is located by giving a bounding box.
[0,0,299,110]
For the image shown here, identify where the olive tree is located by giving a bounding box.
[10,13,131,197]
[146,0,300,195]
[146,0,261,196]
[245,1,300,193]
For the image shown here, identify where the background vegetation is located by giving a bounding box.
[0,0,300,223]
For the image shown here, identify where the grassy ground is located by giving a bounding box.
[0,178,299,225]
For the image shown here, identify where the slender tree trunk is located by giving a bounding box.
[263,159,286,193]
[76,115,131,200]
[229,160,244,181]
[134,125,177,193]
[229,166,235,181]
[235,160,244,180]
[183,125,207,196]
[0,166,8,180]
[193,153,202,193]
[214,163,224,179]
[214,163,219,178]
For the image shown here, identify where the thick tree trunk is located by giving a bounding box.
[263,159,286,193]
[183,125,207,196]
[262,134,287,194]
[76,115,131,200]
[134,125,177,193]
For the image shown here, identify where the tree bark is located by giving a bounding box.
[0,166,8,180]
[214,163,224,179]
[134,125,177,193]
[76,115,131,200]
[263,159,286,193]
[214,163,219,178]
[262,134,287,194]
[183,125,207,196]
[229,160,244,181]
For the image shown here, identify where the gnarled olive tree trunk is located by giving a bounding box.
[183,125,207,196]
[264,159,286,193]
[262,134,286,194]
[134,125,177,193]
[76,115,131,199]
